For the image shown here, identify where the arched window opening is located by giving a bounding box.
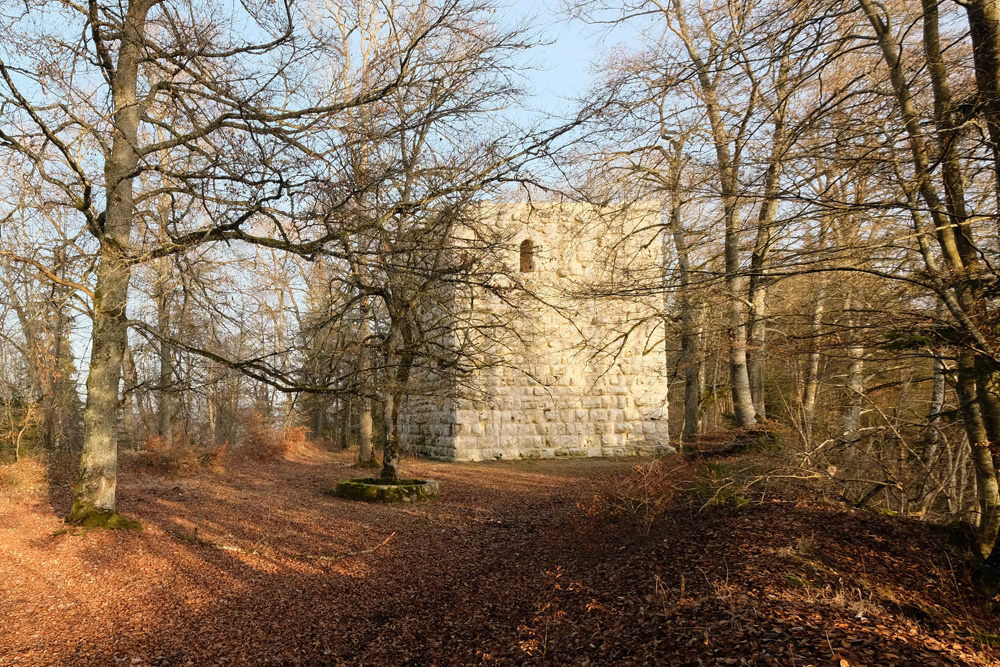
[519,239,535,272]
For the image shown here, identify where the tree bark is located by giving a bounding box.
[381,320,415,484]
[68,0,152,524]
[964,0,1000,209]
[669,0,756,428]
[957,352,1000,559]
[358,296,376,465]
[747,54,789,422]
[156,261,174,444]
[840,296,865,458]
[802,280,826,444]
[922,355,947,462]
[663,136,703,444]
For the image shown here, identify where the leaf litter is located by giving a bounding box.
[1,451,998,666]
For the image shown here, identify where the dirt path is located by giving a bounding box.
[1,452,998,666]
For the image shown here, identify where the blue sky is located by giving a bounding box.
[503,0,605,116]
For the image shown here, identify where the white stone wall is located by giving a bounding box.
[400,202,670,461]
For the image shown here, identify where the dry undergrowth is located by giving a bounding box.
[0,456,47,501]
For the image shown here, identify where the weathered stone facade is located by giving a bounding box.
[400,202,670,461]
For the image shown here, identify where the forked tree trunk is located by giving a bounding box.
[68,0,152,524]
[381,389,403,484]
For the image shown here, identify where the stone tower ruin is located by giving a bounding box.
[400,202,670,461]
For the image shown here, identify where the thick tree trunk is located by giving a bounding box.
[359,405,374,461]
[381,389,402,484]
[357,296,375,465]
[380,320,414,484]
[68,0,151,524]
[727,288,757,428]
[207,396,219,445]
[69,247,134,522]
[957,352,1000,559]
[680,310,704,444]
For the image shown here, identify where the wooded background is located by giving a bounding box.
[3,0,1000,558]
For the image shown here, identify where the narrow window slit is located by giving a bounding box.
[520,239,535,272]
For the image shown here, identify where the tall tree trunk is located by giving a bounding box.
[382,388,403,484]
[207,396,218,445]
[680,306,704,444]
[922,355,947,462]
[964,0,1000,209]
[663,136,703,444]
[358,296,375,464]
[957,352,1000,558]
[68,0,151,524]
[748,287,767,421]
[747,54,789,422]
[381,320,415,484]
[155,261,174,443]
[841,296,865,458]
[669,0,756,428]
[802,280,826,444]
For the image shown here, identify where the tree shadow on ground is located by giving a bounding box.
[1,455,997,666]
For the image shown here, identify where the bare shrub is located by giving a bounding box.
[577,456,695,535]
[133,435,202,474]
[236,411,287,462]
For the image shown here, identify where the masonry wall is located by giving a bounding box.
[399,202,670,462]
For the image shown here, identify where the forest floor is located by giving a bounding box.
[2,445,1000,666]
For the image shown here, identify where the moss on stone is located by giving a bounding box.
[335,477,440,503]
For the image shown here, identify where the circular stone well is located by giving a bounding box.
[335,478,440,503]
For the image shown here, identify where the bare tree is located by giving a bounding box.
[0,0,543,522]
